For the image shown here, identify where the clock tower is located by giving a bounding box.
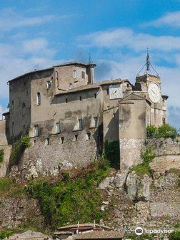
[134,50,168,127]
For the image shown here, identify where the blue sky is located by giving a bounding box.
[0,0,180,128]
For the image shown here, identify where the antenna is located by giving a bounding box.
[136,48,159,77]
[89,53,92,64]
[146,47,150,71]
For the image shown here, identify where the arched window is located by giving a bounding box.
[22,102,26,116]
[37,92,41,106]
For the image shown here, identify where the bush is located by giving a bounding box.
[131,148,155,177]
[147,124,177,138]
[158,123,177,138]
[103,140,120,169]
[0,230,13,239]
[0,149,4,163]
[9,135,30,169]
[27,160,109,229]
[147,125,157,138]
[169,231,180,240]
[21,135,31,148]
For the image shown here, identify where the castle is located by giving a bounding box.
[0,54,168,178]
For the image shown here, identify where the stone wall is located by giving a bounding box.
[0,197,43,230]
[18,131,99,179]
[146,137,180,172]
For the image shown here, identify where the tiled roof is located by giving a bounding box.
[73,231,124,239]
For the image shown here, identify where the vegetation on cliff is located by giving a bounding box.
[26,159,110,229]
[9,135,30,170]
[0,149,4,163]
[169,230,180,240]
[131,147,155,177]
[0,230,13,239]
[147,123,178,138]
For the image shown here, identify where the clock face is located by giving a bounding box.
[109,84,123,99]
[148,83,161,103]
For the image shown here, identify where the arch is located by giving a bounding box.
[37,92,41,106]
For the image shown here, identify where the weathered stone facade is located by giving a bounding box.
[0,59,168,175]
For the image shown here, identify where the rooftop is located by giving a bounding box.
[8,61,96,83]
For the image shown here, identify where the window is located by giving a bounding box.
[60,136,64,144]
[94,117,98,127]
[45,138,50,145]
[79,96,82,101]
[47,81,52,89]
[22,103,26,116]
[27,91,28,96]
[34,125,40,137]
[75,134,78,141]
[73,70,77,79]
[69,83,72,89]
[78,118,83,130]
[82,71,85,79]
[56,122,61,134]
[94,93,97,98]
[66,98,68,103]
[107,89,109,95]
[86,132,91,140]
[37,92,41,106]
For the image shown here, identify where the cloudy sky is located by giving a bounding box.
[0,0,180,128]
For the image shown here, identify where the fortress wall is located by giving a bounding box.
[19,128,99,179]
[146,137,180,172]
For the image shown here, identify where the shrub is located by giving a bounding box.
[147,125,157,138]
[9,135,30,169]
[147,124,177,138]
[158,123,177,138]
[21,135,31,148]
[103,140,120,169]
[131,148,155,177]
[169,231,180,240]
[27,160,109,229]
[0,230,13,239]
[0,149,4,163]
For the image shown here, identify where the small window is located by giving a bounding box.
[37,92,41,106]
[69,83,72,89]
[78,118,83,130]
[22,103,26,116]
[45,138,50,145]
[56,122,61,134]
[79,96,82,101]
[75,134,78,141]
[34,125,40,137]
[73,70,77,79]
[82,71,85,79]
[27,91,28,96]
[94,117,98,127]
[86,132,91,140]
[60,136,64,144]
[66,98,68,103]
[107,89,109,95]
[47,81,52,89]
[94,93,97,98]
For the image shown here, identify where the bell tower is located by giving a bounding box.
[135,48,161,92]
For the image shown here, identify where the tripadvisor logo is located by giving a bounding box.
[135,227,143,235]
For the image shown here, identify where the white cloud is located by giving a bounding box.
[78,28,180,52]
[0,8,57,31]
[145,11,180,28]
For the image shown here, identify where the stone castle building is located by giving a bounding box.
[0,54,168,177]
